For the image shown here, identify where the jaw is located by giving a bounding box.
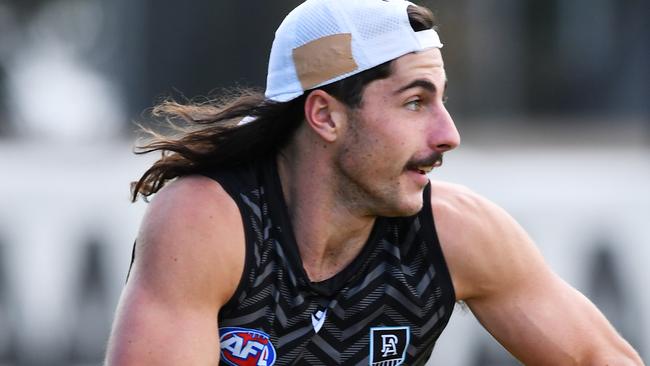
[392,170,429,215]
[361,171,428,218]
[330,167,426,218]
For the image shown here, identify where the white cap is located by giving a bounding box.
[264,0,443,102]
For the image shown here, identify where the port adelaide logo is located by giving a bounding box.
[369,326,410,366]
[219,327,276,366]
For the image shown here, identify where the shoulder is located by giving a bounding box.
[429,180,545,301]
[141,174,239,229]
[133,174,245,307]
[427,182,644,365]
[429,180,512,240]
[105,176,244,364]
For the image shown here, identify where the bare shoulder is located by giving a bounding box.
[429,180,516,242]
[428,181,644,365]
[133,175,245,306]
[429,180,488,220]
[105,175,245,364]
[429,180,545,301]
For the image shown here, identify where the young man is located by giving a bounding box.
[105,0,643,365]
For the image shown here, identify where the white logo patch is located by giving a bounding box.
[311,309,327,333]
[369,326,410,366]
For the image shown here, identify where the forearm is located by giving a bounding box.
[582,343,644,366]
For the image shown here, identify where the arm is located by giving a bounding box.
[431,182,643,365]
[105,176,245,365]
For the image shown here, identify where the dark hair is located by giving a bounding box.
[130,4,435,201]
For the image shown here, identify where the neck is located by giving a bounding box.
[276,145,375,282]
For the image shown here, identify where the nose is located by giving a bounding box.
[428,105,460,153]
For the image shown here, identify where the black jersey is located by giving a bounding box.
[203,157,455,366]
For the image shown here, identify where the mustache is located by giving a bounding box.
[406,152,444,170]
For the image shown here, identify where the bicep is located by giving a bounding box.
[105,176,245,365]
[105,272,222,365]
[432,184,640,364]
[467,270,629,365]
[456,211,640,364]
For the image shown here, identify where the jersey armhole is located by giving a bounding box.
[124,179,252,311]
[422,183,457,316]
[211,179,253,312]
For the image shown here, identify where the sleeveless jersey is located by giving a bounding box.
[203,157,455,366]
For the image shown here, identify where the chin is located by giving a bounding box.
[400,199,425,216]
[381,195,424,217]
[396,182,428,215]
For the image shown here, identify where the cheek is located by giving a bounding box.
[344,135,407,178]
[341,110,412,173]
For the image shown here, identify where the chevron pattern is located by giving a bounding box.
[212,162,455,365]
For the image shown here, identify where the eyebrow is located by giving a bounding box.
[393,79,447,95]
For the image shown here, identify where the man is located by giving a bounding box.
[105,0,643,365]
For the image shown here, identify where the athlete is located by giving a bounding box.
[105,0,643,365]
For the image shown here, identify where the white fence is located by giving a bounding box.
[429,143,650,365]
[0,138,648,365]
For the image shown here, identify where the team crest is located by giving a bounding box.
[219,327,276,366]
[369,326,409,366]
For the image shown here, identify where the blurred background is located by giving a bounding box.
[0,0,647,365]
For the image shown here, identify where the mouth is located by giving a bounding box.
[406,153,443,175]
[414,165,434,174]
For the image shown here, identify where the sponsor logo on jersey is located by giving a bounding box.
[311,308,327,333]
[369,326,409,366]
[219,327,276,366]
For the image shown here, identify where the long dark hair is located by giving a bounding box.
[131,5,435,202]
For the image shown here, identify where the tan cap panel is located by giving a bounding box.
[292,34,358,90]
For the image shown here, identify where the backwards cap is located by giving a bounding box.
[265,0,443,102]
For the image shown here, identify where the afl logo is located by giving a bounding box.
[219,327,276,366]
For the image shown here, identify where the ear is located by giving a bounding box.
[303,89,347,143]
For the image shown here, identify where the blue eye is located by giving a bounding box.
[405,99,422,111]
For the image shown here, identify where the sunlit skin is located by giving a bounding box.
[105,48,643,366]
[333,48,460,217]
[275,48,459,282]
